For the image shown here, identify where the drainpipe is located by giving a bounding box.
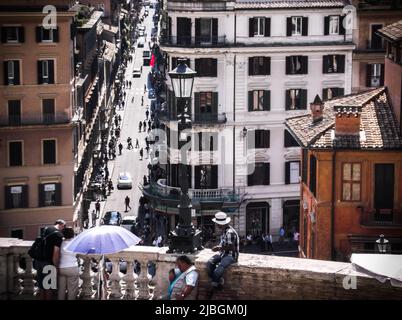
[232,13,237,194]
[331,150,337,261]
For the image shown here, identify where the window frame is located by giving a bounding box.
[254,17,265,36]
[329,16,340,35]
[248,162,270,186]
[42,138,57,165]
[6,26,19,43]
[341,162,362,202]
[43,183,57,207]
[8,140,23,167]
[287,161,301,184]
[252,90,264,111]
[199,92,213,113]
[291,16,302,36]
[41,28,54,42]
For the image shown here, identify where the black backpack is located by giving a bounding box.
[28,229,57,262]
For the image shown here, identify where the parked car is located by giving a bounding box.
[132,67,142,78]
[143,50,151,66]
[121,215,136,231]
[148,88,155,99]
[101,211,122,226]
[117,172,133,189]
[138,25,146,32]
[138,30,145,37]
[137,37,145,48]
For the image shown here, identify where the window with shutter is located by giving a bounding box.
[248,162,270,186]
[284,130,299,147]
[5,185,27,209]
[4,27,19,43]
[302,17,308,36]
[253,17,265,36]
[8,100,21,126]
[42,183,57,206]
[5,60,20,85]
[43,99,55,124]
[249,18,255,37]
[263,90,270,111]
[287,56,307,75]
[324,16,330,35]
[374,164,394,211]
[43,139,56,164]
[264,18,271,37]
[291,17,302,36]
[9,141,23,166]
[329,16,340,35]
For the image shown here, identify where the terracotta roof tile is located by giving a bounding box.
[377,20,402,41]
[286,88,402,150]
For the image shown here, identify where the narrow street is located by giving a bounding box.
[96,5,157,225]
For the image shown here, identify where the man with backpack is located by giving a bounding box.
[29,219,66,300]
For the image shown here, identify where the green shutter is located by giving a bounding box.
[263,90,270,111]
[248,91,253,111]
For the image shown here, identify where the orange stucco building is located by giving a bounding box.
[0,1,76,240]
[287,87,402,261]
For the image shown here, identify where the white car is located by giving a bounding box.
[138,30,145,37]
[137,37,145,48]
[132,67,142,77]
[121,215,136,231]
[117,172,133,189]
[138,25,146,32]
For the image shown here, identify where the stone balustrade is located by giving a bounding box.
[0,238,401,300]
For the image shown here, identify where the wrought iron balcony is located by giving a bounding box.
[360,208,402,227]
[193,112,227,124]
[141,178,243,203]
[0,113,71,127]
[160,35,227,48]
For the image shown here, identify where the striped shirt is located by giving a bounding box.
[220,225,239,262]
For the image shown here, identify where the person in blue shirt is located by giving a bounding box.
[163,268,181,300]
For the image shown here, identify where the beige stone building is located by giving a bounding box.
[0,1,76,240]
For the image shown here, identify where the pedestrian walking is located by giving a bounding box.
[114,117,119,127]
[102,184,107,201]
[129,81,132,89]
[147,127,151,134]
[143,121,147,132]
[148,120,151,129]
[95,200,101,216]
[141,96,144,106]
[108,180,113,195]
[145,145,150,155]
[144,84,146,93]
[145,136,149,148]
[122,100,125,109]
[146,109,149,120]
[139,148,144,160]
[105,167,109,182]
[125,196,131,212]
[127,137,133,149]
[91,210,97,228]
[139,121,143,132]
[135,138,139,148]
[118,143,123,155]
[123,91,126,99]
[115,127,120,139]
[143,175,148,186]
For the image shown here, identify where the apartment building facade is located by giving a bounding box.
[149,0,354,239]
[0,1,76,240]
[351,0,402,92]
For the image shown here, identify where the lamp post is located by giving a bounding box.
[376,234,389,253]
[167,58,202,253]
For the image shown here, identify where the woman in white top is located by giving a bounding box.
[58,227,79,300]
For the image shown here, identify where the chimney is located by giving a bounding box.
[334,106,361,136]
[310,95,324,123]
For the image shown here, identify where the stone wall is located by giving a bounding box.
[0,238,401,300]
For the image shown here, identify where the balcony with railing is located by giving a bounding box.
[160,35,228,48]
[1,238,401,300]
[141,178,243,204]
[360,208,402,228]
[193,112,226,125]
[0,113,71,127]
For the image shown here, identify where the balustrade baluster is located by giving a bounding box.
[21,255,36,297]
[80,256,94,300]
[137,260,150,300]
[123,261,135,299]
[13,254,22,296]
[109,257,122,299]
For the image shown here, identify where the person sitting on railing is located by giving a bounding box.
[206,212,239,299]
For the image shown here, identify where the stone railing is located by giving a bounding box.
[1,238,401,300]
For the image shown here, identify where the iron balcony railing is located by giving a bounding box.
[0,113,71,127]
[193,112,227,124]
[160,35,227,48]
[143,178,243,202]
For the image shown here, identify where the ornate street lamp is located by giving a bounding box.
[376,234,390,253]
[167,58,202,253]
